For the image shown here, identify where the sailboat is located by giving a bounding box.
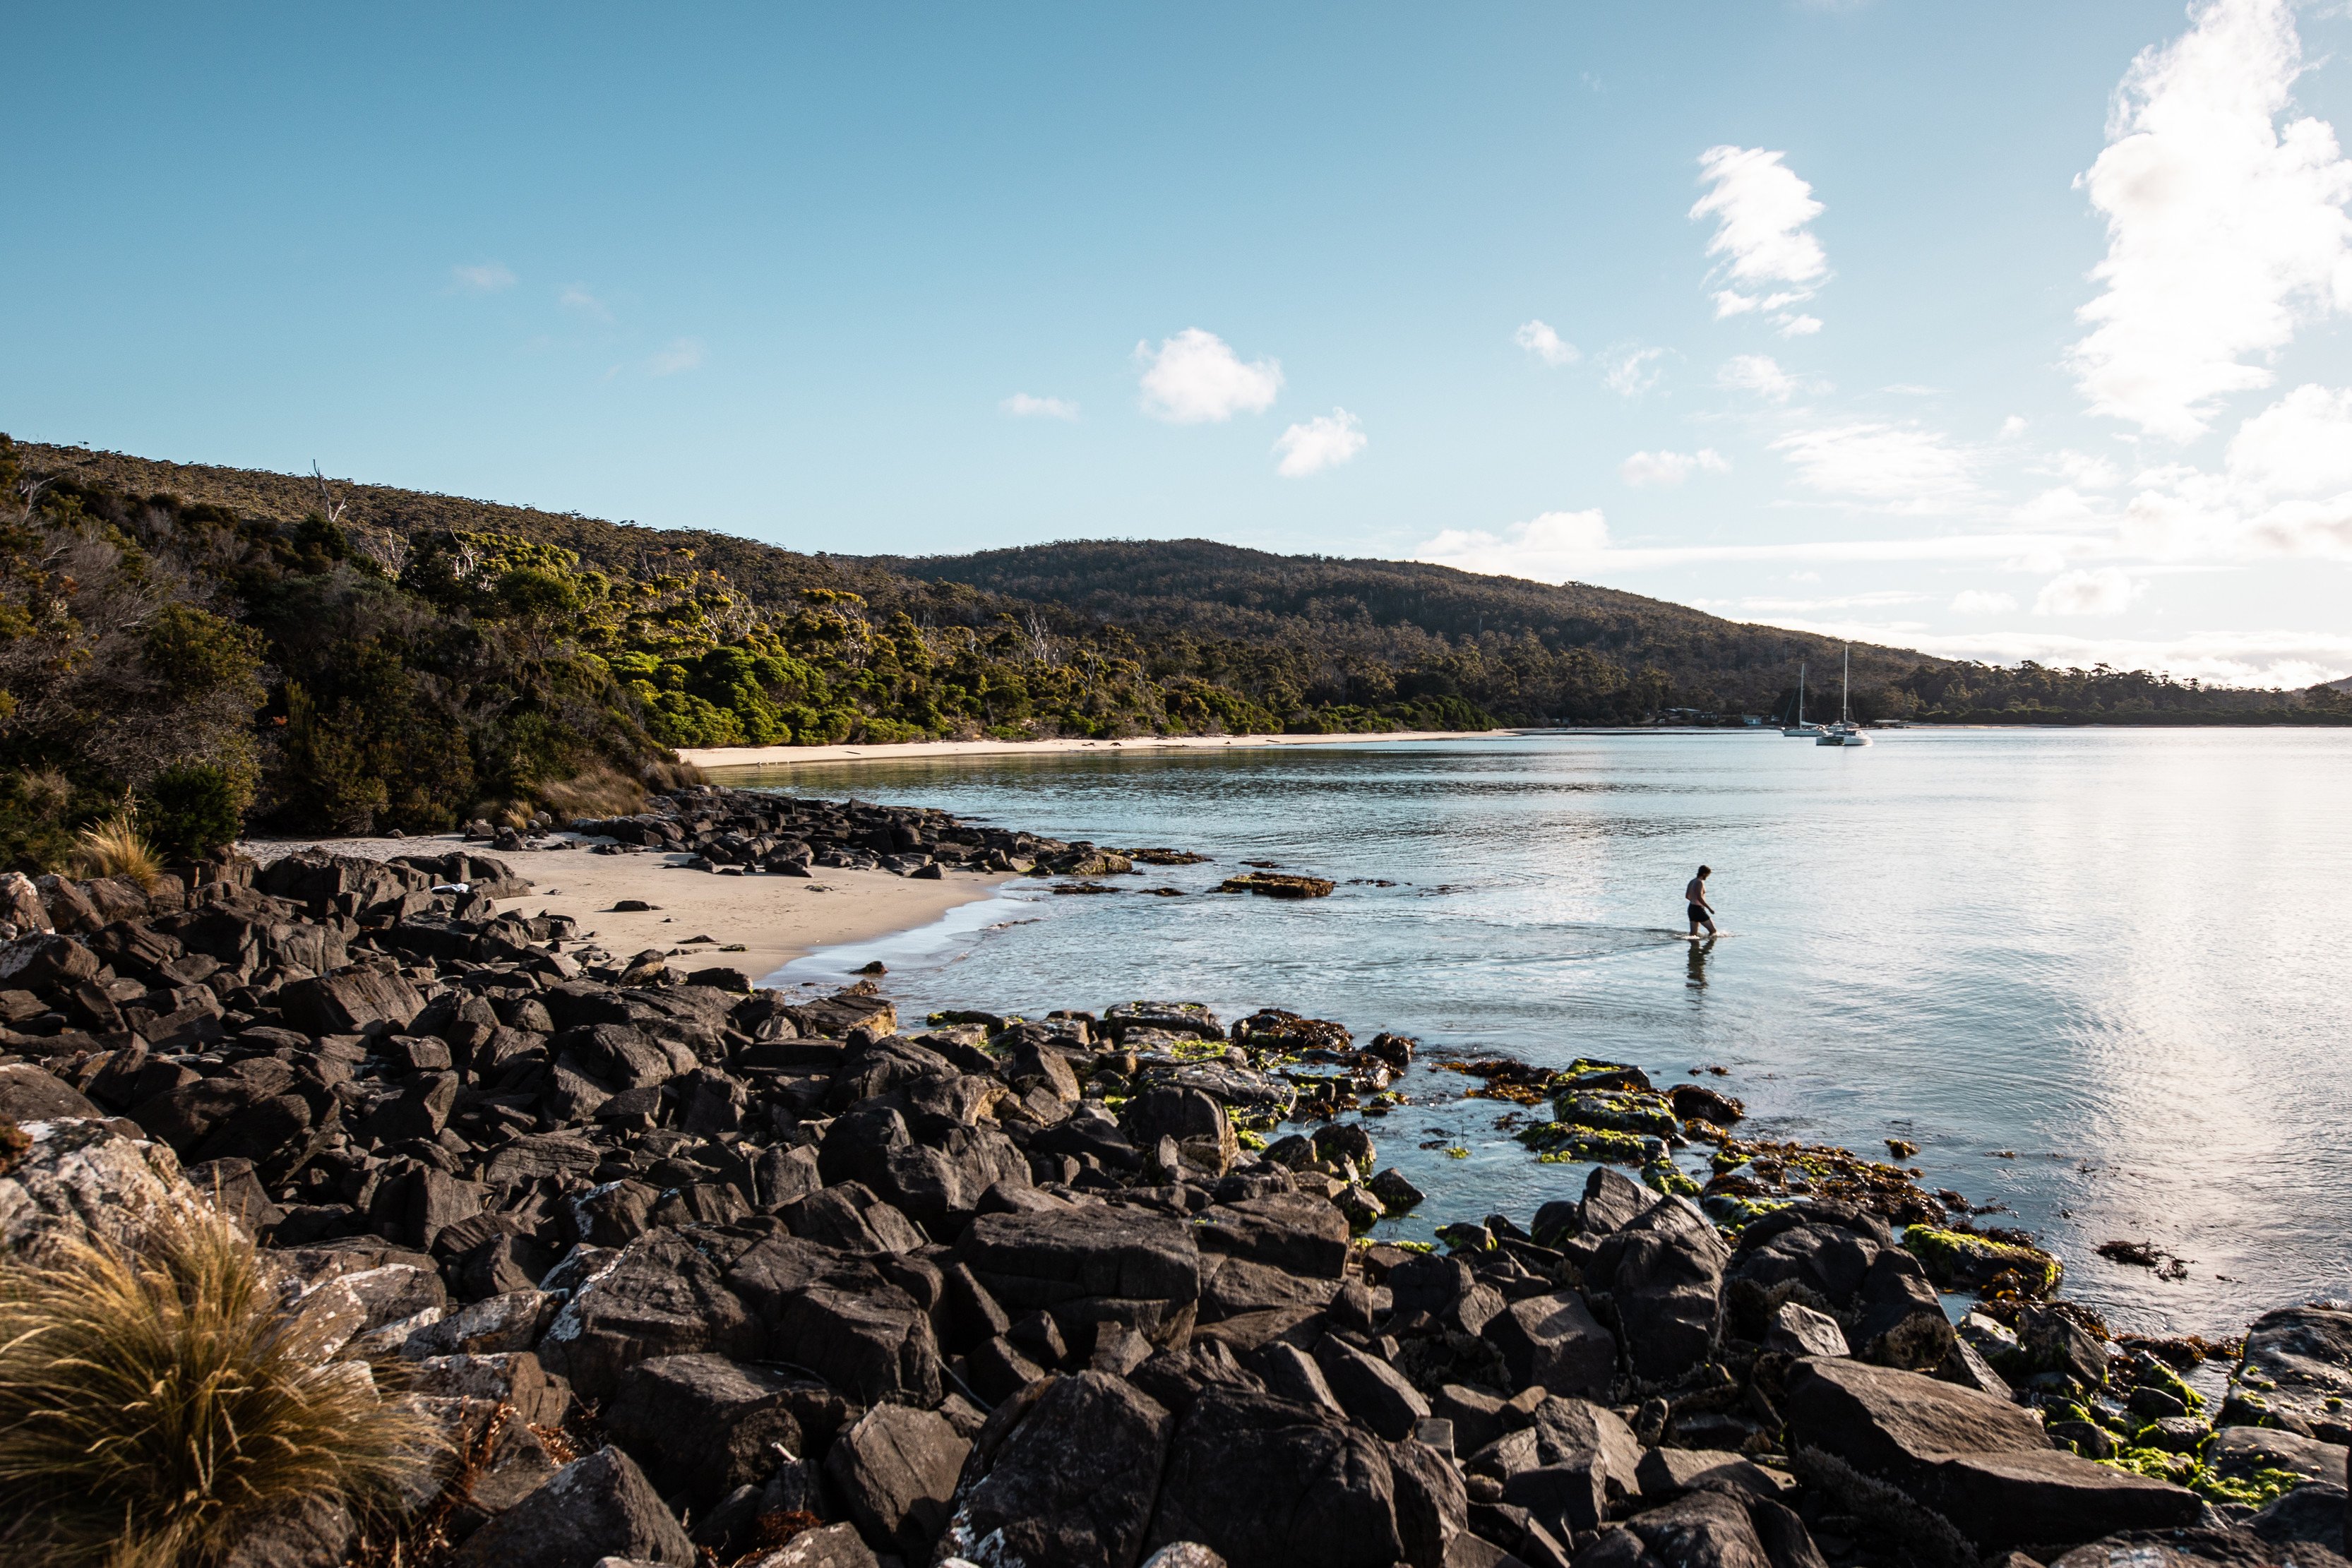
[1783,662,1820,737]
[1815,645,1872,746]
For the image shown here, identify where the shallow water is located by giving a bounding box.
[732,730,2352,1334]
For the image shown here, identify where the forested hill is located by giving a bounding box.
[878,539,1920,714]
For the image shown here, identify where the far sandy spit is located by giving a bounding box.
[679,728,1521,772]
[241,833,1012,986]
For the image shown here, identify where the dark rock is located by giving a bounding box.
[823,1401,970,1562]
[958,1204,1202,1344]
[2232,1307,2352,1435]
[2247,1483,2348,1550]
[1146,1388,1409,1568]
[448,1445,693,1567]
[536,1228,761,1401]
[604,1353,810,1510]
[782,1181,928,1254]
[1853,1250,1954,1371]
[1194,1192,1350,1279]
[1123,1087,1238,1175]
[745,1522,880,1567]
[1487,1291,1616,1397]
[1250,1341,1347,1418]
[1633,1448,1781,1502]
[1316,1334,1433,1440]
[278,968,424,1036]
[939,1370,1176,1568]
[818,1105,1029,1240]
[1784,1358,2200,1550]
[1580,1168,1654,1237]
[2019,1305,2108,1387]
[1763,1301,1849,1359]
[725,1233,945,1404]
[2207,1425,2350,1486]
[0,1063,100,1122]
[1591,1197,1727,1382]
[1620,1488,1773,1568]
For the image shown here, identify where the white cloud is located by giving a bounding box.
[2224,381,2352,496]
[1717,353,1802,401]
[1601,345,1669,398]
[559,285,612,322]
[1698,590,1929,614]
[1747,621,2352,688]
[1691,145,1830,328]
[1272,408,1367,477]
[1135,328,1282,424]
[1515,320,1580,366]
[2067,0,2352,440]
[1951,590,2020,614]
[1779,314,1824,337]
[1999,416,2029,439]
[1002,393,1079,420]
[2045,449,2124,489]
[2035,567,2144,616]
[449,263,516,294]
[1772,423,1978,510]
[647,337,704,376]
[1416,510,1613,580]
[1620,448,1729,488]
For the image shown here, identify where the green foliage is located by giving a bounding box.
[140,763,248,858]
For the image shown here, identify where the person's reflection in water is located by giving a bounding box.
[1685,935,1714,992]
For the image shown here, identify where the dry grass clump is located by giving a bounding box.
[73,810,162,890]
[0,1205,436,1567]
[535,762,648,820]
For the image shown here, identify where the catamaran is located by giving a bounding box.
[1783,661,1820,736]
[1815,645,1871,746]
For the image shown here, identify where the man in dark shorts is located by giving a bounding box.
[1685,865,1717,937]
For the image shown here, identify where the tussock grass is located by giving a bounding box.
[0,1206,435,1567]
[73,810,162,890]
[534,762,647,820]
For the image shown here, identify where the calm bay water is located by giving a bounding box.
[732,730,2352,1334]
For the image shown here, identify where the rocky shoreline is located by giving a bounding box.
[1,786,2347,1568]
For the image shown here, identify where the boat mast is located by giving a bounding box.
[1841,645,1851,725]
[1797,662,1805,726]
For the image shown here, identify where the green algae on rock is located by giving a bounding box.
[1904,1224,2064,1297]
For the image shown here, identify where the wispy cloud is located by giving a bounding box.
[647,337,704,376]
[1691,145,1830,330]
[1717,353,1807,402]
[1413,510,2104,582]
[1135,328,1282,424]
[1515,319,1580,366]
[2035,567,2144,616]
[1951,590,2021,614]
[1735,619,2352,687]
[1620,448,1728,488]
[448,263,516,294]
[1771,422,1978,512]
[2068,0,2352,441]
[1272,408,1367,477]
[559,285,612,322]
[1002,393,1079,420]
[1601,345,1669,398]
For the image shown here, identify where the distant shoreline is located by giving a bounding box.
[681,729,1524,770]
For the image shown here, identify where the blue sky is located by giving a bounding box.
[8,1,2352,685]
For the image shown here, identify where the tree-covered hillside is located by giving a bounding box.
[4,438,2342,870]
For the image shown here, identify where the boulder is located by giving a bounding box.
[605,1353,811,1510]
[938,1370,1176,1568]
[823,1401,969,1562]
[277,968,424,1036]
[1315,1334,1433,1440]
[0,1063,100,1122]
[1764,1302,1850,1360]
[2247,1483,2349,1551]
[741,1523,879,1568]
[1619,1488,1774,1568]
[448,1446,693,1568]
[817,1106,1030,1239]
[1785,1358,2200,1550]
[2207,1425,2351,1486]
[725,1233,944,1404]
[0,933,100,990]
[1591,1197,1727,1382]
[1122,1087,1238,1175]
[536,1228,761,1401]
[1486,1290,1617,1397]
[1194,1192,1350,1279]
[782,1181,929,1255]
[0,1115,203,1265]
[958,1204,1202,1345]
[1145,1388,1416,1568]
[2232,1307,2352,1438]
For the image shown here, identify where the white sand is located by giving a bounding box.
[680,729,1520,773]
[240,833,1010,985]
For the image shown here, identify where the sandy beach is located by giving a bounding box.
[679,729,1519,773]
[240,833,1012,985]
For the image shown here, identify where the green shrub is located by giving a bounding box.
[141,763,248,858]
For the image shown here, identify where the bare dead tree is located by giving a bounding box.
[1022,610,1058,667]
[310,463,348,527]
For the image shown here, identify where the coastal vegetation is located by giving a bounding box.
[3,435,2345,867]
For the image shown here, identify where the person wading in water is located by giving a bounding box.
[1685,865,1718,938]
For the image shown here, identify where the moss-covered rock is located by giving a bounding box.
[1550,1089,1681,1138]
[1903,1225,2063,1296]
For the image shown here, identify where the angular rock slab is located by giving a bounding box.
[449,1446,693,1568]
[1147,1388,1424,1568]
[0,1115,203,1266]
[939,1370,1176,1568]
[1786,1358,2199,1550]
[824,1401,970,1562]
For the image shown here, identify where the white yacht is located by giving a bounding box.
[1783,662,1820,737]
[1815,645,1872,746]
